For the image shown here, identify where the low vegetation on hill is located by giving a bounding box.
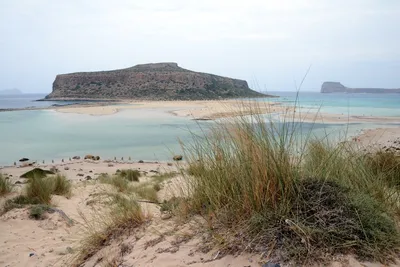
[46,62,267,100]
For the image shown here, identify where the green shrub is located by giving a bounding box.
[2,195,41,213]
[119,169,140,182]
[131,183,158,202]
[0,173,12,196]
[365,150,400,188]
[29,204,50,220]
[26,176,53,204]
[100,174,129,193]
[52,174,72,197]
[180,106,400,264]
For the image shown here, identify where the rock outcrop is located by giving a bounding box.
[45,63,267,100]
[321,82,400,93]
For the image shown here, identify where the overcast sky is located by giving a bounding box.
[1,0,399,93]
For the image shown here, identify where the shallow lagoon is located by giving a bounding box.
[1,106,398,166]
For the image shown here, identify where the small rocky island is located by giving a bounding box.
[45,63,266,100]
[321,82,400,93]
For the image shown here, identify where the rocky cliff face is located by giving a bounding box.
[321,82,400,93]
[46,63,266,100]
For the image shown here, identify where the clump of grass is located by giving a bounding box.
[280,180,399,261]
[29,204,50,220]
[99,174,129,193]
[73,194,145,265]
[131,183,158,202]
[160,197,186,213]
[153,183,161,192]
[365,150,400,188]
[0,173,12,196]
[119,169,140,182]
[52,174,72,197]
[180,104,400,264]
[184,112,299,221]
[2,195,41,213]
[25,175,54,204]
[151,171,177,184]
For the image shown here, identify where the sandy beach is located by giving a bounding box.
[53,100,400,126]
[1,159,399,267]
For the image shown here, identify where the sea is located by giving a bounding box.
[0,92,399,166]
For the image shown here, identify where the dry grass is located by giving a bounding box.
[72,193,146,266]
[99,174,129,193]
[0,173,12,196]
[25,176,54,204]
[52,174,72,197]
[130,182,159,202]
[180,103,400,264]
[118,169,140,182]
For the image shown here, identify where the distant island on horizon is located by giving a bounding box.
[321,82,400,94]
[0,88,22,95]
[45,62,269,101]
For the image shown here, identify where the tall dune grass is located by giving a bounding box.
[181,101,400,263]
[0,174,12,196]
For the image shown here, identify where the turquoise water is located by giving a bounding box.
[262,91,400,117]
[0,91,399,166]
[0,109,209,165]
[0,94,107,109]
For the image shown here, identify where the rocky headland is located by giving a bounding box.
[321,82,400,93]
[45,63,267,100]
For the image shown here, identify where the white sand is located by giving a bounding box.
[1,160,400,266]
[54,100,400,126]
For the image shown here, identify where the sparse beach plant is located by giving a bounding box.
[99,174,129,192]
[131,182,158,202]
[2,195,41,213]
[52,174,72,197]
[0,173,12,196]
[72,194,145,266]
[25,175,53,204]
[29,204,50,220]
[118,169,140,182]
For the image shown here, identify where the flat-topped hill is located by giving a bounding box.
[321,82,400,93]
[45,63,267,100]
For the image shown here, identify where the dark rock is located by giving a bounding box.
[85,176,92,180]
[173,155,183,161]
[19,158,29,162]
[20,168,55,179]
[77,173,84,177]
[64,167,69,170]
[138,160,144,163]
[167,162,173,166]
[84,155,94,160]
[72,156,80,160]
[89,170,93,173]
